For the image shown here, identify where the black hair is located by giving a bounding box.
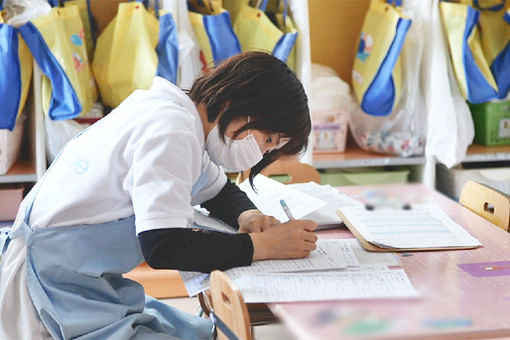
[189,52,311,187]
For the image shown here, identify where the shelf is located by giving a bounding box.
[463,144,510,163]
[0,158,38,184]
[312,143,426,169]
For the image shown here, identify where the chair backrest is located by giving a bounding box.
[240,160,321,184]
[459,181,510,231]
[210,270,252,340]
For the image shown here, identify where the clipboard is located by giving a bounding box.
[336,209,482,253]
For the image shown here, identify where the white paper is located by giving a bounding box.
[179,239,348,296]
[339,203,482,249]
[288,182,363,228]
[178,271,210,297]
[192,208,236,234]
[228,239,348,275]
[238,175,327,222]
[179,239,400,296]
[234,269,420,303]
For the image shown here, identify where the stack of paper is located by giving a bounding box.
[338,203,482,249]
[237,175,327,222]
[193,208,236,234]
[179,236,418,303]
[235,269,419,303]
[238,175,363,229]
[288,182,364,229]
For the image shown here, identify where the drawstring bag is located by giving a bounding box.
[19,4,97,120]
[0,11,33,130]
[233,0,298,68]
[350,0,426,157]
[188,0,241,71]
[352,0,412,117]
[92,0,178,108]
[439,1,498,103]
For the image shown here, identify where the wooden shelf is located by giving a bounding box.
[464,144,510,163]
[312,142,425,169]
[0,158,37,184]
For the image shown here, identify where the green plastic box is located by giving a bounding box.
[469,101,510,146]
[320,168,410,186]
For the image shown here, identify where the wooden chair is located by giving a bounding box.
[459,181,510,232]
[124,263,188,298]
[210,270,252,340]
[239,159,321,184]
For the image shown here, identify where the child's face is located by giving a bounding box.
[225,117,289,155]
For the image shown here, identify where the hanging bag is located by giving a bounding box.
[19,4,98,120]
[352,0,411,117]
[350,0,426,157]
[61,0,98,61]
[478,4,510,99]
[188,0,241,70]
[439,1,498,103]
[263,0,299,69]
[0,9,33,130]
[161,0,203,88]
[92,0,178,108]
[233,0,298,67]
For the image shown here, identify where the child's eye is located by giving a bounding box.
[266,135,273,144]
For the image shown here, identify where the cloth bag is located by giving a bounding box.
[457,0,506,11]
[478,4,510,98]
[439,1,498,103]
[161,0,203,89]
[352,0,411,117]
[19,5,97,120]
[62,0,97,61]
[233,0,298,68]
[350,0,426,157]
[188,0,241,70]
[92,0,178,108]
[267,0,299,70]
[0,11,33,130]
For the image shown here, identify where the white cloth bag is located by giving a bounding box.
[160,0,203,89]
[421,0,474,168]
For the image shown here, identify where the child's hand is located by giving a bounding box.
[250,220,318,260]
[238,209,280,233]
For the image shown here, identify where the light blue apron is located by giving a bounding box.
[0,164,214,340]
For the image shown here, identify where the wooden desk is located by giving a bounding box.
[269,184,510,339]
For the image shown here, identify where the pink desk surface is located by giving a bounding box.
[268,184,510,340]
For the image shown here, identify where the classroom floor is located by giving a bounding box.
[161,297,297,340]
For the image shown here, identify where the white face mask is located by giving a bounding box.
[205,124,263,171]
